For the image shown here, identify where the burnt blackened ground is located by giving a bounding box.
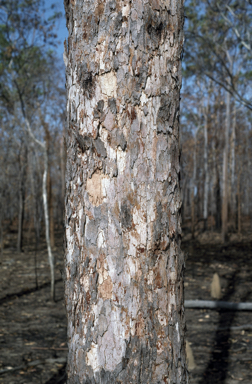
[1,231,252,383]
[0,232,67,384]
[185,236,252,384]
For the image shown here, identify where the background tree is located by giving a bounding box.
[180,0,252,241]
[0,0,65,299]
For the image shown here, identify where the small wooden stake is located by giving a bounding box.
[211,273,221,299]
[186,341,196,371]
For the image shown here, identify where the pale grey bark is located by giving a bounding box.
[42,151,55,300]
[64,0,188,383]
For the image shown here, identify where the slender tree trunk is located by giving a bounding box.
[17,181,25,252]
[47,167,55,248]
[215,168,222,231]
[30,148,39,289]
[203,107,209,231]
[43,151,55,301]
[191,135,197,238]
[20,97,55,300]
[42,120,55,249]
[17,146,26,253]
[222,90,230,243]
[64,1,188,383]
[210,137,216,232]
[191,187,195,239]
[230,105,236,228]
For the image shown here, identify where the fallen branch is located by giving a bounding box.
[189,324,252,332]
[0,357,66,375]
[185,300,252,311]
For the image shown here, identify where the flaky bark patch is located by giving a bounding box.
[86,171,107,207]
[98,276,113,300]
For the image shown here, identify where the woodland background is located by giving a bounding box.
[0,0,252,383]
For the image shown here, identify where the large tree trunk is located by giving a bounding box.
[64,1,188,383]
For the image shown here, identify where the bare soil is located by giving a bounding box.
[0,231,252,383]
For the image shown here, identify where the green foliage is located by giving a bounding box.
[0,0,61,116]
[184,0,252,109]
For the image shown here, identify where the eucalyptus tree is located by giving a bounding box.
[64,0,188,382]
[184,0,252,241]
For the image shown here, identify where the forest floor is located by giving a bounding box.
[0,230,252,383]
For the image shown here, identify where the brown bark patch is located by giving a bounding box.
[151,0,160,11]
[135,313,145,337]
[95,1,105,18]
[154,270,163,289]
[98,276,113,300]
[86,171,106,207]
[97,252,106,270]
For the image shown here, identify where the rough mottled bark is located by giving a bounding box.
[237,169,241,235]
[64,1,187,383]
[60,136,66,203]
